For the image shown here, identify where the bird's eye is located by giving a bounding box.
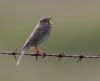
[43,19,46,22]
[40,19,49,23]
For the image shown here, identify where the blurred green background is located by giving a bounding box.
[0,0,100,81]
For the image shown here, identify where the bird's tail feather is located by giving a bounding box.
[16,49,27,65]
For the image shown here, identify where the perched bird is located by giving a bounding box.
[16,17,52,65]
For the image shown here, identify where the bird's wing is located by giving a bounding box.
[23,25,51,49]
[16,25,41,65]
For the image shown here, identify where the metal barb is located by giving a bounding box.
[35,54,39,61]
[77,55,84,63]
[12,52,17,60]
[12,49,18,60]
[58,54,64,62]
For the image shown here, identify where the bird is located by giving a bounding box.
[16,17,52,65]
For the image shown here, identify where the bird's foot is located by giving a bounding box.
[34,48,46,58]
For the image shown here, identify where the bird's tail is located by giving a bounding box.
[16,49,27,66]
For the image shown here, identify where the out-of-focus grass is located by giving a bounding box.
[0,0,100,81]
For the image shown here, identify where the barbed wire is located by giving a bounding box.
[0,49,100,62]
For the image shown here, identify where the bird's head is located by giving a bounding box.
[40,17,53,26]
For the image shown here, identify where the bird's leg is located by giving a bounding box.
[34,47,46,58]
[38,48,46,58]
[37,48,43,55]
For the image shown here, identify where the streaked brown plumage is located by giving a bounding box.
[16,17,52,65]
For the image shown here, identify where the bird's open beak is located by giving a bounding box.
[50,21,53,25]
[49,17,53,25]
